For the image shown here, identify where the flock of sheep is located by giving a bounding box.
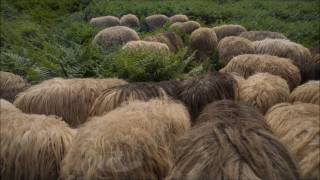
[0,13,319,180]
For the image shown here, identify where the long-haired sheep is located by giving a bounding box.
[169,14,189,23]
[178,72,238,122]
[239,73,290,114]
[190,27,218,60]
[122,40,170,54]
[93,26,140,48]
[220,54,301,90]
[169,21,201,34]
[0,71,29,102]
[90,82,168,116]
[14,78,127,127]
[153,80,183,99]
[89,16,120,28]
[61,99,190,180]
[266,102,320,179]
[218,36,254,66]
[145,14,169,31]
[0,111,75,180]
[0,98,21,114]
[212,24,247,41]
[253,39,313,81]
[289,80,320,105]
[144,32,184,53]
[239,30,287,41]
[120,14,140,28]
[167,100,300,180]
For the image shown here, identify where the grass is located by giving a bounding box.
[1,0,319,83]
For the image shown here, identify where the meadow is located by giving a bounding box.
[1,0,319,82]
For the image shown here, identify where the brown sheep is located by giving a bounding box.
[0,111,75,180]
[239,30,287,41]
[145,14,169,31]
[220,54,301,90]
[289,80,320,105]
[144,32,184,53]
[153,80,183,99]
[212,24,247,41]
[253,39,313,81]
[90,82,168,116]
[190,27,218,60]
[167,100,300,180]
[218,36,254,66]
[120,14,140,28]
[0,71,29,102]
[169,21,201,34]
[89,15,120,28]
[93,26,140,48]
[61,99,190,180]
[122,40,170,54]
[239,73,290,114]
[169,14,189,23]
[266,102,320,179]
[0,98,21,114]
[178,72,238,122]
[14,78,127,127]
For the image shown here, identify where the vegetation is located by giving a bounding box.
[1,0,319,83]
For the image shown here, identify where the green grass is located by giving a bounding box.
[1,0,319,83]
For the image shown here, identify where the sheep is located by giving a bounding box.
[153,80,183,100]
[239,30,287,41]
[145,14,169,31]
[89,15,120,28]
[169,14,189,23]
[14,78,127,127]
[93,26,140,48]
[220,54,301,90]
[218,36,254,66]
[0,98,21,114]
[167,100,300,180]
[120,14,140,28]
[122,40,170,54]
[289,81,320,105]
[144,32,184,53]
[0,111,75,180]
[239,73,290,114]
[190,27,218,60]
[90,82,168,116]
[178,72,238,122]
[253,39,313,81]
[266,102,320,180]
[0,71,29,102]
[212,24,247,41]
[169,21,201,34]
[61,99,190,180]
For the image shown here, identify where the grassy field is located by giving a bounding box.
[1,0,319,83]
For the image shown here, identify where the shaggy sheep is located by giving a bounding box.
[122,40,170,54]
[0,111,75,180]
[93,26,140,48]
[167,100,300,180]
[220,54,301,90]
[144,32,184,53]
[0,71,29,102]
[228,72,246,86]
[153,80,183,99]
[289,81,320,105]
[61,99,190,180]
[169,21,201,34]
[253,39,313,81]
[120,14,140,28]
[218,36,254,66]
[239,73,290,114]
[89,16,120,28]
[90,82,168,116]
[212,24,247,41]
[0,98,21,114]
[239,30,287,41]
[14,78,127,127]
[190,27,218,60]
[266,102,320,179]
[145,14,169,31]
[178,72,238,122]
[169,14,189,23]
